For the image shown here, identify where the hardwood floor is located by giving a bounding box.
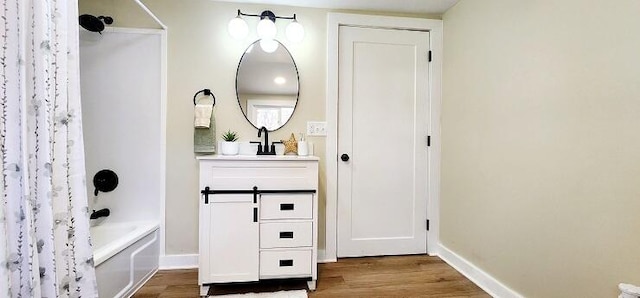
[133,255,490,297]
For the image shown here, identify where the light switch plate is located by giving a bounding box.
[307,121,327,136]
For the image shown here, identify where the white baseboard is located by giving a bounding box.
[317,249,337,263]
[437,244,523,298]
[159,254,198,270]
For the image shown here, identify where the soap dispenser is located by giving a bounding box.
[297,133,308,156]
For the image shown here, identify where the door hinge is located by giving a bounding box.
[426,219,430,231]
[428,51,432,62]
[427,136,431,147]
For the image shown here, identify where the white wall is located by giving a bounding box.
[80,29,162,224]
[442,0,640,296]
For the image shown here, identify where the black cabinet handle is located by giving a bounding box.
[279,260,293,267]
[280,203,294,211]
[341,154,350,162]
[253,186,258,203]
[279,231,294,239]
[201,187,211,204]
[253,208,257,222]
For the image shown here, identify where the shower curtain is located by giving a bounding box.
[0,0,98,297]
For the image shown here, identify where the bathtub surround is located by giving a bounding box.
[79,27,164,297]
[0,0,98,296]
[80,28,163,225]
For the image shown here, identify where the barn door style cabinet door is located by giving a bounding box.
[199,193,259,283]
[197,156,319,297]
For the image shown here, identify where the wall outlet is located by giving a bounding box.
[307,121,327,136]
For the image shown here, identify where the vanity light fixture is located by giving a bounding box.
[228,9,305,44]
[228,13,249,40]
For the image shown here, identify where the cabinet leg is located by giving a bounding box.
[200,284,210,297]
[307,280,317,291]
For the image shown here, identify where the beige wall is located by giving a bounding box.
[79,0,328,254]
[442,0,640,297]
[78,0,438,256]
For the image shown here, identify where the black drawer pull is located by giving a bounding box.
[279,231,294,239]
[279,259,294,267]
[253,208,258,222]
[280,203,294,211]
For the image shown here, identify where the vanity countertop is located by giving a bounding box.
[196,155,319,161]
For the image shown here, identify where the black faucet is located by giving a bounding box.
[90,208,110,220]
[257,126,275,155]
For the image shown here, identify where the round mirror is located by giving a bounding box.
[236,39,299,131]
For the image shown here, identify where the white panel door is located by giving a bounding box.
[337,26,430,257]
[200,194,259,283]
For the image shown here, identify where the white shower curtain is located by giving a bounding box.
[0,0,98,297]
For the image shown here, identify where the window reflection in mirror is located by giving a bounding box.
[236,40,299,131]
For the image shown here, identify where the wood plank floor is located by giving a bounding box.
[133,255,490,297]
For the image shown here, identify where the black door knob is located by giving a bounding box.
[341,154,350,162]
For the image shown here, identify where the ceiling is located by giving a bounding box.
[210,0,459,15]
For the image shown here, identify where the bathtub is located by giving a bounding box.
[92,221,160,298]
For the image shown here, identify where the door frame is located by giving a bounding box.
[325,13,442,262]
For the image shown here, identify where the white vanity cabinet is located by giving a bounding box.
[197,155,319,297]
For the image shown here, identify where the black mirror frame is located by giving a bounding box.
[235,39,300,132]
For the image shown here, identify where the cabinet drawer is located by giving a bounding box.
[259,250,312,278]
[200,160,318,190]
[260,194,312,220]
[260,222,312,249]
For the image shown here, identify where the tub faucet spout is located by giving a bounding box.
[90,208,110,220]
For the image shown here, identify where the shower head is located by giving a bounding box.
[79,14,113,34]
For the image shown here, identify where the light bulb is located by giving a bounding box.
[228,16,248,39]
[256,18,277,40]
[285,20,304,43]
[274,77,286,85]
[260,39,279,53]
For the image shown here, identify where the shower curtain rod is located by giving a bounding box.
[132,0,167,29]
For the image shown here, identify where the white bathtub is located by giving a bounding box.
[92,221,160,298]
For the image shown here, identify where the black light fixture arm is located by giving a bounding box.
[236,9,297,21]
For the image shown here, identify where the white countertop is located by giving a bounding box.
[196,154,319,161]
